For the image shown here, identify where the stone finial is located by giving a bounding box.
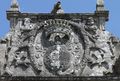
[10,0,19,11]
[96,0,105,11]
[51,1,64,14]
[97,0,104,6]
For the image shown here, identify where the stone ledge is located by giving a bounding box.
[1,76,120,81]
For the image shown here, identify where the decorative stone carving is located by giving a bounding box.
[20,18,36,30]
[51,1,64,14]
[97,0,104,5]
[27,19,89,76]
[0,1,120,77]
[2,17,120,77]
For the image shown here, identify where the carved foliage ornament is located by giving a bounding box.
[5,18,111,76]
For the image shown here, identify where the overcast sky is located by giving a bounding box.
[0,0,120,38]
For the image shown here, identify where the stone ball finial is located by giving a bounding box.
[10,0,19,11]
[96,0,105,11]
[97,0,104,6]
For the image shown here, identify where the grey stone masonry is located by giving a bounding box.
[0,1,120,80]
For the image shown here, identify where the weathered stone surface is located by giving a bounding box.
[0,41,6,75]
[0,1,120,80]
[1,17,120,77]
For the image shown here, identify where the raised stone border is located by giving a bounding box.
[1,76,120,81]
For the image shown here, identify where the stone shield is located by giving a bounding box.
[28,19,88,76]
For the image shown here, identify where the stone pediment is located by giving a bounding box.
[0,0,120,81]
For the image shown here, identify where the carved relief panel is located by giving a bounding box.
[4,18,116,77]
[28,19,87,76]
